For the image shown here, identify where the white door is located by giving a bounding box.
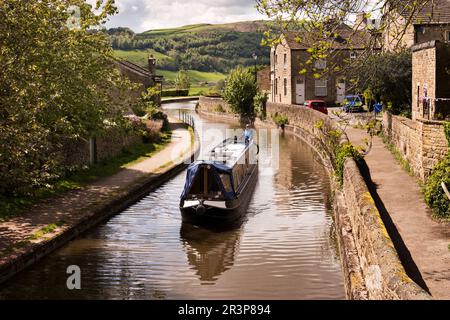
[336,82,346,104]
[295,77,305,104]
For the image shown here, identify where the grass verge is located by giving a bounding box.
[0,133,171,221]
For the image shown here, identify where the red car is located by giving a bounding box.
[303,100,328,115]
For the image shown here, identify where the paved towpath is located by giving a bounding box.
[0,119,192,267]
[343,122,450,299]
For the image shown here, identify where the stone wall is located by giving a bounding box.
[257,66,271,92]
[60,128,143,168]
[198,96,233,114]
[340,159,430,300]
[383,112,447,180]
[198,98,432,299]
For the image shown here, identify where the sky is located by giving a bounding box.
[103,0,266,33]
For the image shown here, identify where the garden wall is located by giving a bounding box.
[60,128,145,168]
[198,97,432,300]
[383,113,447,181]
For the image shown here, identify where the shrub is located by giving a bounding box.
[213,104,225,113]
[254,90,269,120]
[174,70,190,90]
[222,66,258,117]
[424,121,450,219]
[272,112,288,127]
[424,155,450,219]
[334,143,363,185]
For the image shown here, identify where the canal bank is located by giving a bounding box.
[197,97,432,300]
[0,101,345,299]
[0,118,200,286]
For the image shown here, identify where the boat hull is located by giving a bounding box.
[180,165,258,227]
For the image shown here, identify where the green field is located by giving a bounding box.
[158,70,226,83]
[114,49,171,68]
[114,50,227,85]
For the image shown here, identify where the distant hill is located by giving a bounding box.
[109,21,271,75]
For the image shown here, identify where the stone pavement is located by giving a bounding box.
[0,119,193,268]
[345,124,450,299]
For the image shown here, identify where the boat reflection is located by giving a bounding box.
[179,223,242,283]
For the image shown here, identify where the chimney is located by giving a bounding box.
[148,54,156,75]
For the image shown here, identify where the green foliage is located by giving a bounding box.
[223,66,258,117]
[215,79,226,93]
[423,121,450,219]
[444,122,450,147]
[175,70,191,90]
[0,0,137,196]
[254,91,269,120]
[161,89,190,97]
[272,112,289,127]
[352,50,412,116]
[213,104,226,113]
[109,22,271,73]
[0,134,171,220]
[334,143,363,185]
[424,155,450,219]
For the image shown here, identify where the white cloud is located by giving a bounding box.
[102,0,265,32]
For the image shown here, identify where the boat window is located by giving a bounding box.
[219,174,233,193]
[188,167,223,198]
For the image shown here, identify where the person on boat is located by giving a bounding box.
[244,124,253,145]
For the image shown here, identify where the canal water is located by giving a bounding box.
[0,101,345,299]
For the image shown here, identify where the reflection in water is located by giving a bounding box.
[180,223,241,283]
[0,101,345,299]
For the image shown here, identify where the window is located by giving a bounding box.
[283,54,287,68]
[274,78,278,95]
[315,79,328,97]
[445,30,450,42]
[284,78,287,96]
[275,54,278,65]
[314,59,327,69]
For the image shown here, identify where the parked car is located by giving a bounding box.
[304,100,328,115]
[342,95,364,113]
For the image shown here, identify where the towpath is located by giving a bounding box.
[343,122,450,299]
[0,119,193,276]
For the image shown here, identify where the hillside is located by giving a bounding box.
[109,21,271,76]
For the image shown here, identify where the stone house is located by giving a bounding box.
[383,0,450,51]
[270,26,378,106]
[115,55,164,104]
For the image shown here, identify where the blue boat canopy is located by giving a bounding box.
[180,161,236,201]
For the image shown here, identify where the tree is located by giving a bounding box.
[0,0,137,195]
[256,0,433,78]
[353,50,412,116]
[174,70,191,90]
[222,66,258,117]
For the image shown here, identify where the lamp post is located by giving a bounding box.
[252,52,258,83]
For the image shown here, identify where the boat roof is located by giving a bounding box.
[201,138,249,168]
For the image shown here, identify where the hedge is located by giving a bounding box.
[161,89,189,97]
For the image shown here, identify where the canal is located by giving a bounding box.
[0,101,345,299]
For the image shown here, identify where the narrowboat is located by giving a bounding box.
[180,135,258,224]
